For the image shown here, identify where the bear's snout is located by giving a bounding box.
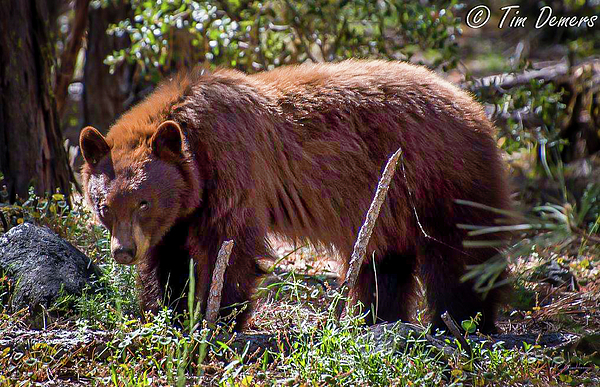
[111,228,137,265]
[112,246,137,265]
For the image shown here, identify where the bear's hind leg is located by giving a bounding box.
[350,251,417,325]
[419,244,504,333]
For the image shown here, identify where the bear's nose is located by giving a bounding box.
[113,247,136,265]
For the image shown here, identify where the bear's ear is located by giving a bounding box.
[151,120,183,160]
[80,126,110,166]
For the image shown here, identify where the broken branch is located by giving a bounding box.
[335,147,403,320]
[205,240,234,324]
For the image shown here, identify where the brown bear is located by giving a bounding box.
[80,59,511,333]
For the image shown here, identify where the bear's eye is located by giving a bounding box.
[139,200,150,211]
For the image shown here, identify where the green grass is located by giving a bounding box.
[0,190,599,386]
[1,263,599,385]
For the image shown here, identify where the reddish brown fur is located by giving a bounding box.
[80,60,511,332]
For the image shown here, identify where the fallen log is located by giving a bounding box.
[465,59,600,92]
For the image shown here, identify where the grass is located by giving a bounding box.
[3,270,598,385]
[0,190,599,385]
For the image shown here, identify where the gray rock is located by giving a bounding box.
[0,223,101,316]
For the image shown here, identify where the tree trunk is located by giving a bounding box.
[0,0,72,201]
[83,1,135,135]
[55,0,90,118]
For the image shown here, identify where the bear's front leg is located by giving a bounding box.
[193,225,271,330]
[136,247,166,317]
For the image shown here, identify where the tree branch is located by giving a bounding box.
[465,59,600,92]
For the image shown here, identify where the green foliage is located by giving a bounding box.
[280,319,446,385]
[103,308,212,386]
[459,180,600,295]
[578,183,600,236]
[74,260,140,329]
[1,254,596,385]
[470,67,568,158]
[0,187,109,262]
[0,188,140,328]
[106,0,462,80]
[499,81,566,156]
[0,269,10,315]
[461,314,479,334]
[466,0,600,162]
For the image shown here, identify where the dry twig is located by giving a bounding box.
[441,311,472,357]
[206,240,234,324]
[335,148,403,320]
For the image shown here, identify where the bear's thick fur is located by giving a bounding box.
[80,60,511,332]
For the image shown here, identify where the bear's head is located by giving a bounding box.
[79,121,200,265]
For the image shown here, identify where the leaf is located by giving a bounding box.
[461,319,477,334]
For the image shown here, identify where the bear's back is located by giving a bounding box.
[248,60,493,136]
